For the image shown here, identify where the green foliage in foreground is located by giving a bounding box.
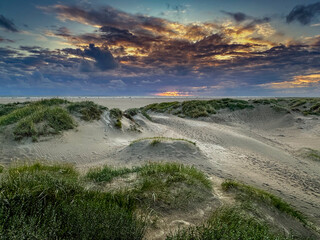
[0,162,311,239]
[130,136,196,146]
[166,207,295,240]
[86,166,138,183]
[221,180,307,224]
[86,162,212,211]
[0,162,145,240]
[0,98,106,140]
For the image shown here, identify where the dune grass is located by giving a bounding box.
[0,162,313,239]
[0,162,145,240]
[141,99,254,118]
[109,108,123,129]
[166,206,295,240]
[86,166,139,183]
[0,99,106,141]
[133,162,212,210]
[300,148,320,162]
[130,136,196,146]
[252,98,320,116]
[67,101,107,121]
[13,106,75,140]
[85,162,212,211]
[221,180,307,224]
[138,98,320,119]
[0,102,29,117]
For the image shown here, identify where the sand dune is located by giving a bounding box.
[0,97,319,228]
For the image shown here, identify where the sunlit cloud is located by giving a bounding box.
[260,73,320,89]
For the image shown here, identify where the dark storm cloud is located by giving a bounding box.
[221,11,270,25]
[221,11,249,22]
[0,36,14,43]
[63,44,118,71]
[41,5,171,36]
[286,2,320,25]
[0,15,19,32]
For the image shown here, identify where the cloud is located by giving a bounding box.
[286,2,320,25]
[40,4,170,36]
[108,79,126,88]
[1,4,319,96]
[260,73,320,89]
[63,44,118,71]
[0,15,19,32]
[222,11,249,22]
[0,36,14,43]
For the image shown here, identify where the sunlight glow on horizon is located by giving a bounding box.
[154,91,193,96]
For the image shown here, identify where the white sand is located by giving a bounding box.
[0,97,319,227]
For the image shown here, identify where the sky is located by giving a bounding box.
[0,0,320,96]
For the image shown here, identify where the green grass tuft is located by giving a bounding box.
[13,107,75,140]
[130,137,196,146]
[85,162,212,211]
[0,99,106,141]
[300,148,320,162]
[141,110,152,121]
[132,162,212,210]
[221,180,307,224]
[109,108,123,129]
[166,207,295,240]
[67,101,106,121]
[0,162,145,239]
[110,108,123,119]
[86,166,139,183]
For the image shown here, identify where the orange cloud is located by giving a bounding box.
[260,73,320,89]
[154,91,192,96]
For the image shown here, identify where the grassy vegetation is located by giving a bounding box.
[86,166,139,183]
[133,162,212,210]
[109,108,123,129]
[0,99,106,141]
[300,148,320,162]
[13,106,75,141]
[67,101,107,121]
[166,206,296,240]
[0,102,29,117]
[124,108,139,118]
[141,99,254,118]
[0,162,145,239]
[221,180,307,224]
[0,162,313,239]
[86,162,211,211]
[130,136,196,146]
[141,110,152,121]
[253,98,320,116]
[137,98,320,119]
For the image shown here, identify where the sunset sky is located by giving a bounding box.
[0,0,320,96]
